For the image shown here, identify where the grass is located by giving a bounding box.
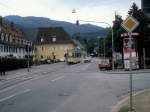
[119,106,129,112]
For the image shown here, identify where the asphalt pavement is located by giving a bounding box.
[0,59,150,112]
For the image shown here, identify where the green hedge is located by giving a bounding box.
[0,57,33,71]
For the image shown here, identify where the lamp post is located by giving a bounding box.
[27,44,30,72]
[76,20,114,70]
[25,44,30,72]
[97,36,101,58]
[104,37,106,60]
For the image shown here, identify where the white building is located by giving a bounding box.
[0,17,33,59]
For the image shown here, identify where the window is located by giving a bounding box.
[4,46,6,52]
[5,34,8,42]
[9,35,12,42]
[9,47,12,53]
[23,48,25,53]
[13,39,15,43]
[21,40,23,44]
[52,37,56,42]
[52,47,55,51]
[19,48,21,53]
[18,39,20,44]
[6,46,9,52]
[0,45,2,52]
[1,45,3,52]
[41,38,44,42]
[14,48,17,53]
[1,33,4,41]
[41,46,44,51]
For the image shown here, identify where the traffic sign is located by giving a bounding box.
[121,16,140,112]
[122,16,139,32]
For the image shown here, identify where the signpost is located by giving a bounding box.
[121,16,139,112]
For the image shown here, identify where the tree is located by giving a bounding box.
[128,2,139,16]
[128,3,150,68]
[113,14,124,53]
[105,13,124,58]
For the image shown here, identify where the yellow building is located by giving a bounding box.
[35,27,76,61]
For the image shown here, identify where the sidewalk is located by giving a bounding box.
[0,62,65,81]
[0,64,50,81]
[0,66,37,81]
[112,90,150,112]
[105,69,150,74]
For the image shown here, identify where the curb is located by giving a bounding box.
[111,89,150,112]
[104,70,150,74]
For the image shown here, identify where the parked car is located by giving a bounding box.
[83,57,92,63]
[59,57,66,62]
[98,58,112,70]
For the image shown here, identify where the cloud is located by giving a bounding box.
[0,0,141,25]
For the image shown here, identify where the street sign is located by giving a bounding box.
[121,16,139,32]
[121,16,139,112]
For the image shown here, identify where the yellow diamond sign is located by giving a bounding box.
[122,16,139,32]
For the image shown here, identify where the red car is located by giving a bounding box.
[98,59,112,70]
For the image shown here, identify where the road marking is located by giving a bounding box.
[51,76,64,82]
[0,77,38,94]
[81,63,91,71]
[0,89,31,103]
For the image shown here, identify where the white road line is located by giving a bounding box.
[0,73,45,94]
[0,89,31,103]
[82,63,91,71]
[51,76,64,82]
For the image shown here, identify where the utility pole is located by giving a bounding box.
[143,48,146,69]
[97,36,101,58]
[104,37,106,59]
[27,45,30,72]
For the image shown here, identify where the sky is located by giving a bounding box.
[0,0,141,27]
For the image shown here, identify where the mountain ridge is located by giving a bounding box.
[4,15,109,41]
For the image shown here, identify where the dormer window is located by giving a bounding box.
[41,37,44,42]
[52,36,56,42]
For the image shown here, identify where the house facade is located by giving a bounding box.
[35,27,76,61]
[0,17,33,59]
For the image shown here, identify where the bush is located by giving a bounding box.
[0,57,33,71]
[119,106,129,112]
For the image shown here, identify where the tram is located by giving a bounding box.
[66,48,86,64]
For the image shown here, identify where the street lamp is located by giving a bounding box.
[97,36,101,58]
[103,37,106,60]
[76,20,114,70]
[27,45,30,72]
[26,44,30,72]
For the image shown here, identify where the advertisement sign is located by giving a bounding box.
[123,38,139,69]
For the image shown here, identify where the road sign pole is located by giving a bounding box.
[143,48,146,69]
[121,16,139,112]
[128,32,134,112]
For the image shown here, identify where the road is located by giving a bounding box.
[0,59,150,112]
